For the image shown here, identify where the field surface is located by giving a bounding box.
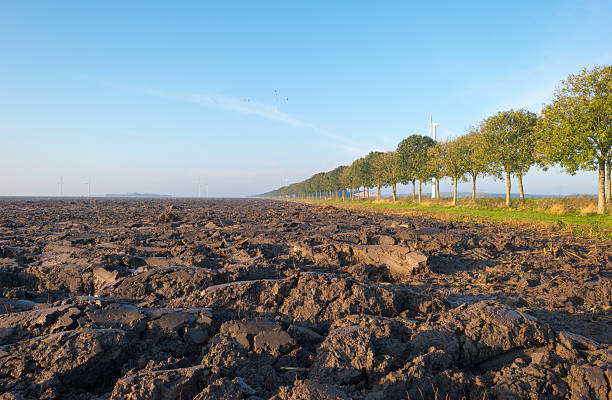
[0,198,611,399]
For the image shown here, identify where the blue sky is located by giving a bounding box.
[1,1,611,197]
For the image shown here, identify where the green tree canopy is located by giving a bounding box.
[365,151,384,200]
[373,151,401,201]
[536,65,612,213]
[397,135,434,183]
[458,128,490,200]
[434,139,469,205]
[481,108,537,206]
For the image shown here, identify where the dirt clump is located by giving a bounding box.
[156,205,182,222]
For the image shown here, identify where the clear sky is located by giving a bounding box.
[1,1,611,197]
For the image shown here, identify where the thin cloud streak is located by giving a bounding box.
[137,85,360,149]
[84,76,376,159]
[82,76,363,152]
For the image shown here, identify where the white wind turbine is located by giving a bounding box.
[429,115,440,199]
[84,179,91,197]
[57,177,64,196]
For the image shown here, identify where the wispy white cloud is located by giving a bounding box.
[81,76,375,158]
[133,84,362,150]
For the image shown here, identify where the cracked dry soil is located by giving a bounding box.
[0,198,611,399]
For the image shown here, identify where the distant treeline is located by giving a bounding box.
[263,66,612,214]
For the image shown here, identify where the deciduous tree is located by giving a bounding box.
[435,139,469,205]
[397,135,434,204]
[536,66,612,214]
[482,109,537,207]
[458,129,490,201]
[373,151,401,201]
[366,151,384,200]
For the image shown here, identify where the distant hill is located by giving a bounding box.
[104,193,171,198]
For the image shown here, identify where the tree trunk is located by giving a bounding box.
[418,180,422,205]
[412,181,415,200]
[598,161,606,214]
[377,184,381,201]
[505,171,511,208]
[392,183,397,202]
[342,189,345,201]
[436,179,440,201]
[472,174,476,201]
[606,158,611,203]
[453,176,458,206]
[366,187,369,199]
[518,173,525,203]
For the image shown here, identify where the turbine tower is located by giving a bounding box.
[84,180,91,197]
[57,177,64,196]
[429,115,440,198]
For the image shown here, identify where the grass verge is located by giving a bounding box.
[291,197,612,240]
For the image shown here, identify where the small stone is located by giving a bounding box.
[186,326,208,344]
[378,236,396,246]
[558,331,600,351]
[155,312,196,331]
[253,330,294,357]
[93,266,118,284]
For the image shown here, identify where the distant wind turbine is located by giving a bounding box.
[84,180,91,197]
[57,177,64,196]
[429,115,440,199]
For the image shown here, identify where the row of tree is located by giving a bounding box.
[263,66,612,214]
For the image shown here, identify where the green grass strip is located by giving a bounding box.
[294,198,612,240]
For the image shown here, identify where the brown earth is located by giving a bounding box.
[0,198,610,399]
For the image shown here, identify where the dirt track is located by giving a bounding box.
[0,198,610,399]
